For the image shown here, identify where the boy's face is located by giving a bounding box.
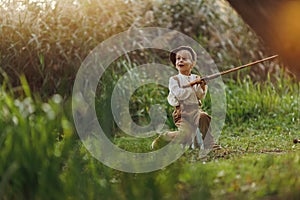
[175,50,195,75]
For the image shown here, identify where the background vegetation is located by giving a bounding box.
[1,0,299,199]
[0,0,281,96]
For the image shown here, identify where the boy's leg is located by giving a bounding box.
[174,105,198,146]
[151,106,182,149]
[199,111,215,149]
[151,106,196,149]
[150,121,195,149]
[191,128,203,149]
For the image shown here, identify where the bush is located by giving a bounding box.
[1,0,141,95]
[1,0,281,96]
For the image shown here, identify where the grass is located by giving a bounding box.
[2,74,299,199]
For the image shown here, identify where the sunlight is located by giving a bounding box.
[273,1,300,55]
[0,0,57,11]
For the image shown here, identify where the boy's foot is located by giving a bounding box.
[204,144,222,150]
[212,144,222,150]
[151,132,178,149]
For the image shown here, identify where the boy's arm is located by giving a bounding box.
[169,77,195,101]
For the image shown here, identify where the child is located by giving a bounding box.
[151,46,221,150]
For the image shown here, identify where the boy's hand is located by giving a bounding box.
[199,79,206,87]
[184,77,206,88]
[195,77,206,90]
[194,77,206,86]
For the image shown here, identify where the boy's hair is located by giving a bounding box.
[169,46,197,66]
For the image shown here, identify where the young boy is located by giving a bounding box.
[151,46,220,150]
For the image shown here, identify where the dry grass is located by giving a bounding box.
[1,0,279,96]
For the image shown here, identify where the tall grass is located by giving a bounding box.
[1,0,280,96]
[0,74,299,199]
[0,77,72,199]
[225,73,299,125]
[1,0,142,95]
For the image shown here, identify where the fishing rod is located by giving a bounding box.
[182,54,278,88]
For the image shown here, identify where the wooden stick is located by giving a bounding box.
[182,55,278,88]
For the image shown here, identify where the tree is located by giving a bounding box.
[227,0,300,79]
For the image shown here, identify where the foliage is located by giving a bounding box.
[2,74,299,199]
[0,0,281,96]
[1,0,141,95]
[225,73,299,125]
[1,0,287,137]
[0,77,73,199]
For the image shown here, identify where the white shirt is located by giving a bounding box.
[167,73,207,107]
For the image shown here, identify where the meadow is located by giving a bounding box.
[1,73,299,199]
[1,0,300,199]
